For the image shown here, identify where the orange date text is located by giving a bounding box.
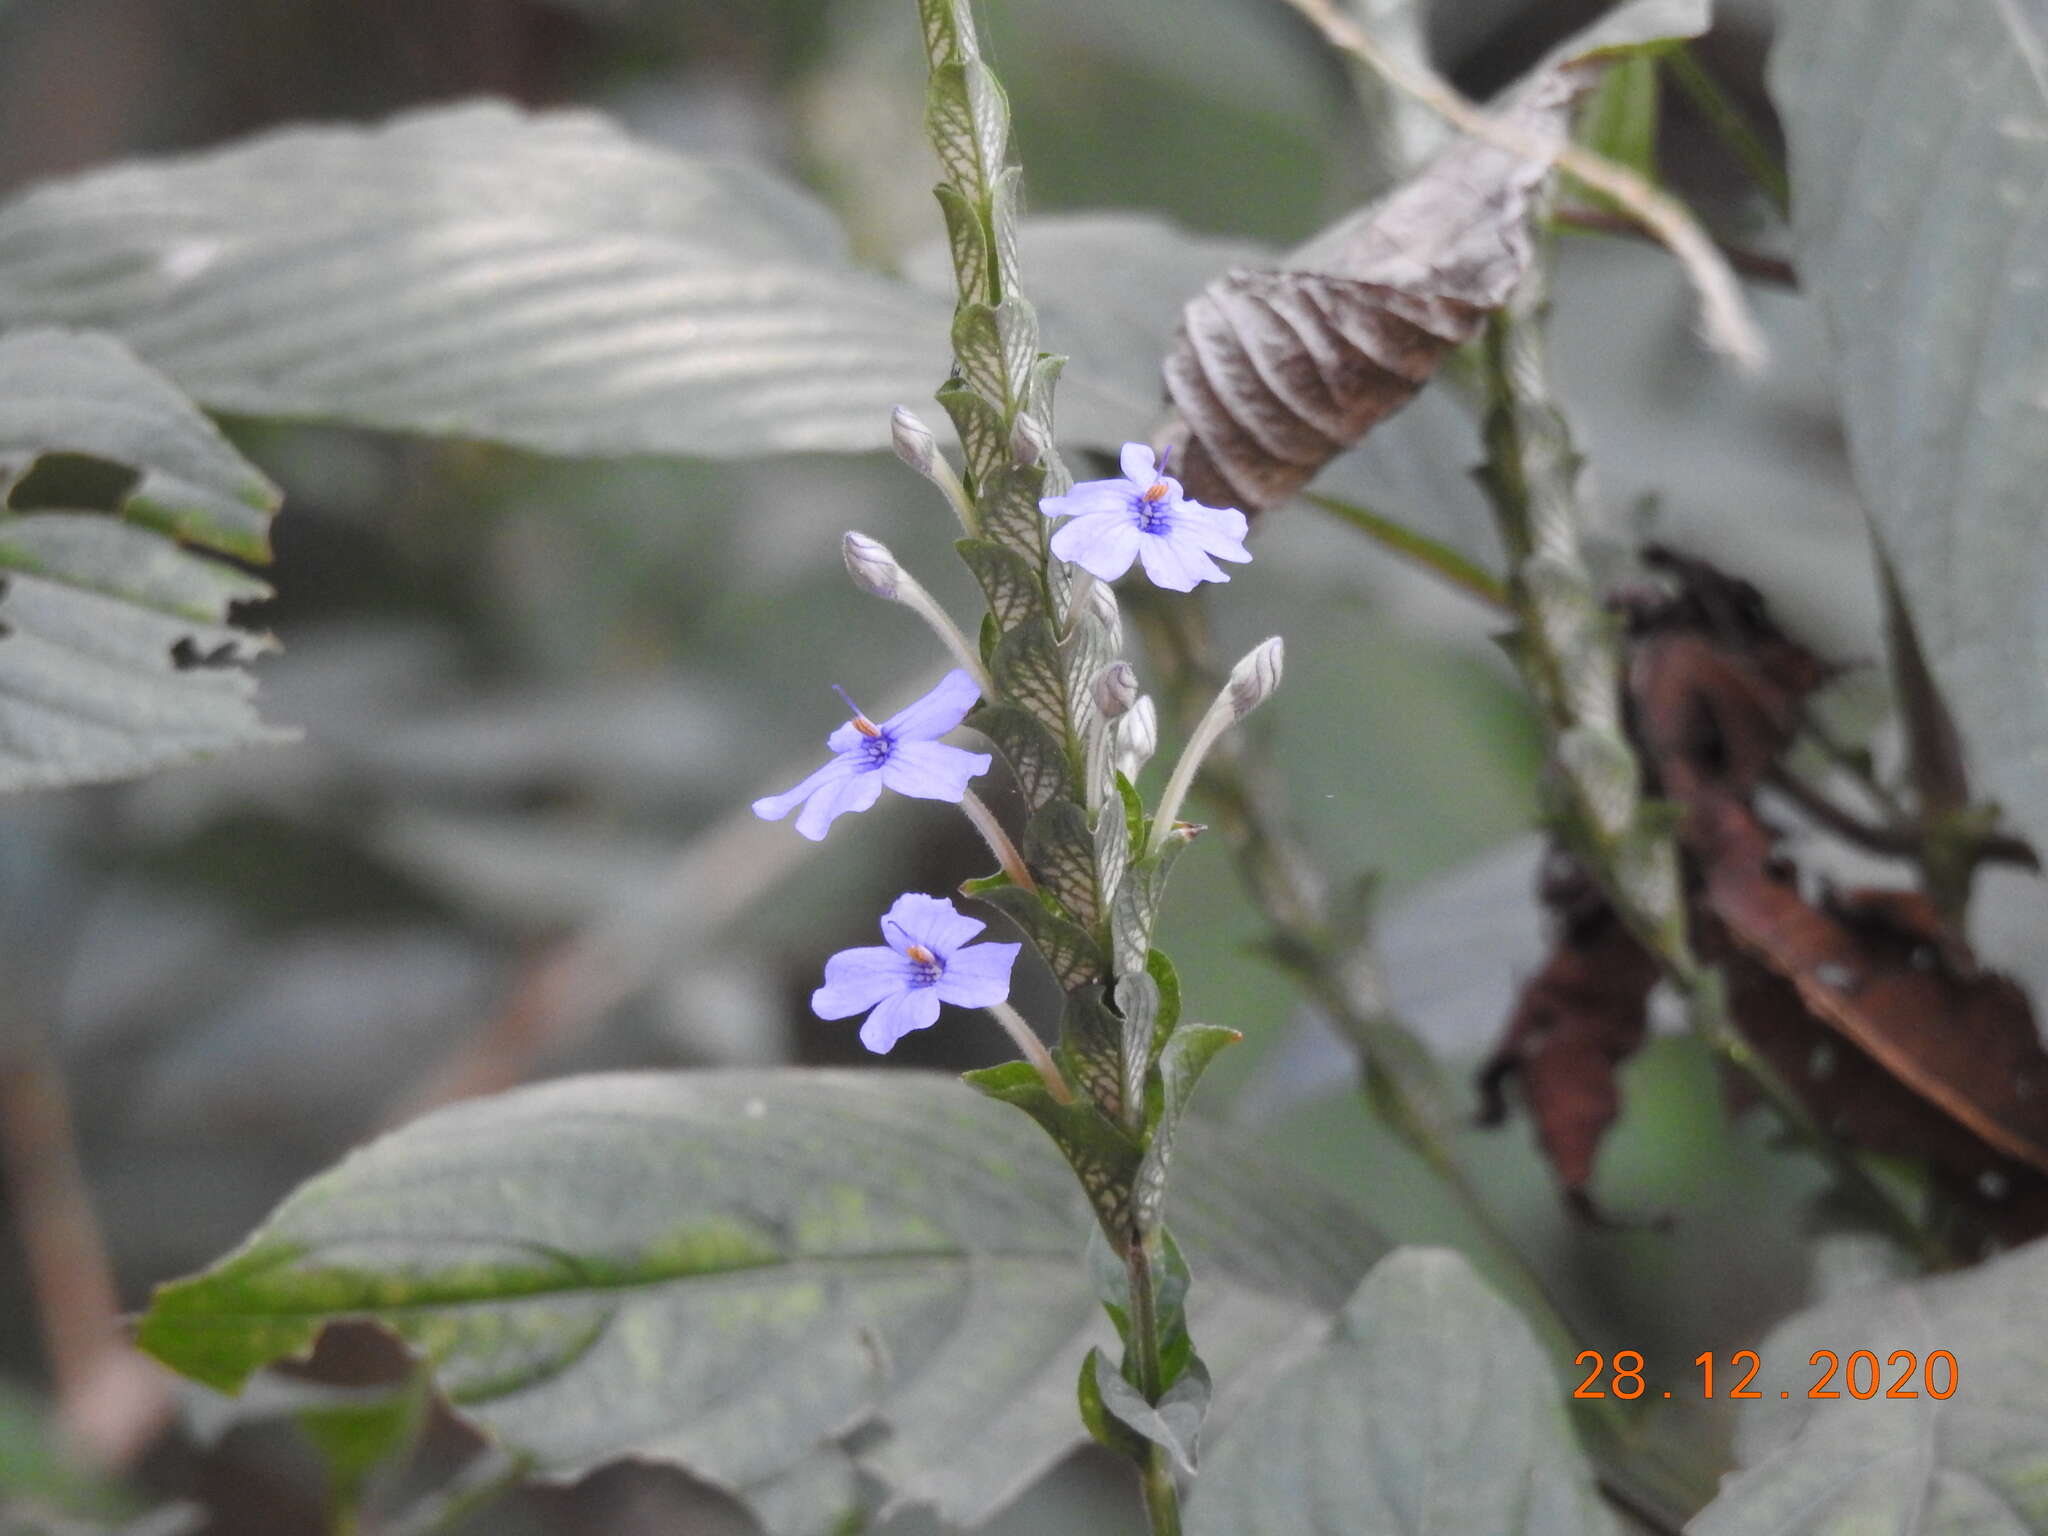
[1571,1349,1957,1401]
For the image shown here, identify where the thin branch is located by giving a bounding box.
[1553,205,1796,288]
[1273,0,1767,368]
[0,1031,173,1466]
[1302,492,1514,612]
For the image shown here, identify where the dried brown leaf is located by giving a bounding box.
[1158,62,1594,514]
[1477,851,1660,1205]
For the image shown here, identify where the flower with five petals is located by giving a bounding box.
[752,669,992,841]
[811,892,1021,1053]
[1039,442,1252,591]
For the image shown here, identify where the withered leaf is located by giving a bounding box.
[1158,46,1618,514]
[1477,850,1660,1209]
[1695,793,2048,1182]
[1495,547,2048,1242]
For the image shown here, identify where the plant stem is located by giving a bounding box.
[1302,492,1513,611]
[1552,205,1796,288]
[960,787,1038,891]
[984,1000,1072,1102]
[1124,1240,1183,1535]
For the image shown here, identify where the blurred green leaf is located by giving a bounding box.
[0,102,946,459]
[1186,1248,1620,1535]
[1690,1236,2048,1534]
[139,1069,1381,1533]
[1771,0,2048,950]
[0,327,287,790]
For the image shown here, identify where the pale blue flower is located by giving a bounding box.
[812,892,1021,1053]
[1040,443,1252,591]
[752,669,992,841]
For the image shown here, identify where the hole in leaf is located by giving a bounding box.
[171,636,244,671]
[9,453,140,513]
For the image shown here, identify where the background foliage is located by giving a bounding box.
[2,0,2042,1532]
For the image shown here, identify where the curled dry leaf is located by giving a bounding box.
[1485,547,2048,1246]
[1477,848,1659,1217]
[1156,34,1650,515]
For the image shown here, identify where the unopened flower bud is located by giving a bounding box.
[1227,636,1285,720]
[1011,412,1051,468]
[891,406,938,478]
[842,531,902,600]
[1093,661,1139,722]
[1117,695,1159,780]
[1148,639,1282,856]
[839,531,991,694]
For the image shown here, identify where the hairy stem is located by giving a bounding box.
[960,787,1038,891]
[984,1000,1072,1102]
[1124,1241,1183,1535]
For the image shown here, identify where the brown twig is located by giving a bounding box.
[1767,766,2039,871]
[1552,205,1797,288]
[0,1031,174,1466]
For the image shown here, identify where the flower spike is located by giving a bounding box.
[1039,441,1252,592]
[751,669,993,841]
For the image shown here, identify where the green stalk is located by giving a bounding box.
[1125,1241,1183,1536]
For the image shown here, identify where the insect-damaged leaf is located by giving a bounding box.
[141,1070,1383,1535]
[0,327,289,790]
[1157,0,1708,515]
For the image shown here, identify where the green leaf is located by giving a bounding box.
[1693,1236,2048,1532]
[932,183,991,305]
[1771,0,2048,984]
[1059,984,1131,1124]
[1086,1347,1204,1475]
[973,881,1105,991]
[1188,1248,1621,1536]
[1571,54,1663,197]
[0,103,946,460]
[1023,798,1107,930]
[1134,1025,1241,1236]
[989,616,1069,741]
[954,537,1043,633]
[0,328,288,791]
[965,699,1070,810]
[1110,837,1188,975]
[140,1069,1382,1533]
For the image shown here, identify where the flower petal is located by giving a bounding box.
[880,739,991,802]
[1051,508,1144,580]
[791,762,884,840]
[858,985,943,1054]
[751,754,855,824]
[1179,498,1252,556]
[933,941,1020,1008]
[881,668,982,742]
[1120,442,1158,483]
[881,891,985,954]
[1041,480,1136,520]
[1137,529,1229,591]
[811,945,909,1019]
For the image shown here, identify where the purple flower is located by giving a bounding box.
[1040,443,1252,592]
[752,669,993,841]
[812,892,1021,1053]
